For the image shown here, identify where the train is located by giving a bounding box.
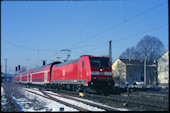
[12,55,114,94]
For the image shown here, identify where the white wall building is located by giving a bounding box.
[157,50,169,85]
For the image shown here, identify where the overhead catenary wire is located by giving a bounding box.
[2,1,168,63]
[79,1,124,31]
[2,1,167,53]
[70,0,168,48]
[2,23,167,57]
[58,1,124,44]
[112,24,168,43]
[2,1,168,75]
[2,39,57,52]
[80,23,168,53]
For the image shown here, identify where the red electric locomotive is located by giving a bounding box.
[13,55,114,94]
[51,55,114,93]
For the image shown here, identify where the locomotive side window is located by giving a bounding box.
[82,62,84,68]
[90,57,110,67]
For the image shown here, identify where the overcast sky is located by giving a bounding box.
[1,0,168,74]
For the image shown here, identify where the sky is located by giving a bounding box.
[1,0,169,75]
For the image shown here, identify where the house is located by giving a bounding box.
[157,50,169,85]
[112,58,157,84]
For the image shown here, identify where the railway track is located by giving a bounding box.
[9,83,168,111]
[23,88,121,111]
[121,91,169,101]
[41,89,122,111]
[5,92,24,112]
[54,88,169,111]
[22,88,88,111]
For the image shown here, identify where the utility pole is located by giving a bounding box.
[5,58,7,82]
[144,54,149,85]
[109,40,112,64]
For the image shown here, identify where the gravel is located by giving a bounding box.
[1,82,169,111]
[1,82,46,112]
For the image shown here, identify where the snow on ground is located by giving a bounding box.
[45,90,129,111]
[1,87,7,106]
[1,85,128,112]
[17,88,78,111]
[1,86,5,96]
[66,94,129,111]
[23,88,104,111]
[50,94,105,111]
[24,87,128,111]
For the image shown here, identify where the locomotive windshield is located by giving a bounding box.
[89,57,110,67]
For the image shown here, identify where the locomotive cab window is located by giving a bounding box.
[82,62,84,68]
[90,57,110,67]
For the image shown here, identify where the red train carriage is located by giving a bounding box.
[28,64,51,85]
[19,73,23,83]
[16,75,19,83]
[21,72,27,83]
[13,55,114,93]
[27,70,33,83]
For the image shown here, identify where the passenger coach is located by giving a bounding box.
[13,55,114,93]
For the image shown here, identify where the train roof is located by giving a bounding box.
[54,55,109,67]
[18,63,52,75]
[17,56,109,75]
[31,63,52,73]
[81,55,109,59]
[55,58,80,67]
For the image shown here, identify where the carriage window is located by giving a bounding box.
[82,62,84,68]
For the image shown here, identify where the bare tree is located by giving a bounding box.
[119,46,136,59]
[135,35,164,84]
[135,35,165,61]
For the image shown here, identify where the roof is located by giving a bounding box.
[120,59,143,65]
[119,58,156,65]
[157,50,169,60]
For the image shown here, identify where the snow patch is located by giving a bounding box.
[1,87,5,96]
[22,89,78,111]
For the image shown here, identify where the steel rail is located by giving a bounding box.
[58,89,168,110]
[6,92,24,112]
[27,87,121,111]
[42,90,120,111]
[19,83,169,110]
[22,89,89,111]
[89,93,169,109]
